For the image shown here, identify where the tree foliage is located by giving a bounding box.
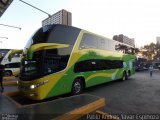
[140,42,160,60]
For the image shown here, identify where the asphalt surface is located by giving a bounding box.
[1,71,160,117]
[85,70,160,114]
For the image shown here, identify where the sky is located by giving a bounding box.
[0,0,160,49]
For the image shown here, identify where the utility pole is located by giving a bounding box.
[19,0,51,17]
[0,37,8,39]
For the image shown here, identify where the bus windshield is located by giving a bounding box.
[22,60,38,77]
[20,48,70,81]
[21,25,81,81]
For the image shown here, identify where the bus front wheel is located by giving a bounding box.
[71,79,83,95]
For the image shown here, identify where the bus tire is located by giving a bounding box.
[4,70,12,76]
[71,78,83,95]
[122,71,127,81]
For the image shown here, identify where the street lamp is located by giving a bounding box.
[0,36,8,39]
[0,24,21,30]
[19,0,51,17]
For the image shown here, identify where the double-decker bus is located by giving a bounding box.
[1,49,22,76]
[18,24,136,100]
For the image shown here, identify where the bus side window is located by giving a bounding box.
[74,59,123,73]
[74,60,93,73]
[79,33,98,49]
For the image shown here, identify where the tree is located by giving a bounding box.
[135,47,140,54]
[141,42,156,60]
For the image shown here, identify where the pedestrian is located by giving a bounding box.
[149,64,153,77]
[0,64,4,92]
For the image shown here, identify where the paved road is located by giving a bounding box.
[1,71,160,116]
[85,70,160,114]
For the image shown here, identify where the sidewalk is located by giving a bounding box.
[1,85,18,93]
[1,76,18,93]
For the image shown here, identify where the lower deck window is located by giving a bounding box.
[74,59,123,73]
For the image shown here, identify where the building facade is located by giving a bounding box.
[42,9,72,26]
[156,37,160,44]
[0,0,13,17]
[113,34,135,47]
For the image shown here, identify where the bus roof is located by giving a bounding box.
[41,24,134,49]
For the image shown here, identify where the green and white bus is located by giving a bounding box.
[18,24,136,100]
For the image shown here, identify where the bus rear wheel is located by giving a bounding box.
[71,79,83,95]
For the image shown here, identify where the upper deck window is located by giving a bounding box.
[80,33,107,50]
[32,25,81,45]
[79,33,135,54]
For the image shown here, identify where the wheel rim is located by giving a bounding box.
[73,81,81,94]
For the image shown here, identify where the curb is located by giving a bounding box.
[3,76,16,81]
[3,81,17,86]
[4,91,20,97]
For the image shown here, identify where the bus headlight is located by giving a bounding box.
[30,85,35,89]
[29,80,48,90]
